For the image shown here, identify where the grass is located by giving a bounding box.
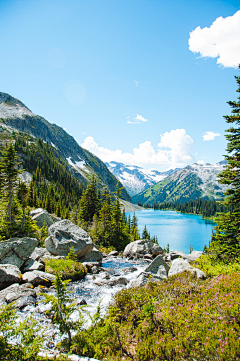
[45,258,87,281]
[71,270,240,360]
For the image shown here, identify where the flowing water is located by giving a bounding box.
[127,209,216,254]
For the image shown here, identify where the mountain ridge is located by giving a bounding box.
[105,161,180,196]
[132,161,228,205]
[0,92,131,201]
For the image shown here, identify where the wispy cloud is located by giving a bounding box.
[188,10,240,68]
[81,129,195,170]
[133,80,138,86]
[127,114,149,124]
[203,131,221,141]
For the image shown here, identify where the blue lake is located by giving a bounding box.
[126,209,216,254]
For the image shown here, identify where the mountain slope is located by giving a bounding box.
[0,92,131,201]
[132,162,228,205]
[105,161,180,196]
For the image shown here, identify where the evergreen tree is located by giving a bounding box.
[1,143,22,222]
[78,176,99,224]
[209,66,240,261]
[17,181,29,229]
[142,224,150,240]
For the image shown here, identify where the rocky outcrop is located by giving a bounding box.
[0,237,38,268]
[123,239,163,259]
[165,250,203,263]
[144,255,169,278]
[80,247,103,263]
[22,259,44,272]
[0,283,36,303]
[168,258,206,279]
[30,208,54,228]
[22,270,56,287]
[0,265,22,290]
[45,220,94,258]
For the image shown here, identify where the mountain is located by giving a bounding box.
[0,92,131,201]
[132,161,228,205]
[105,161,180,196]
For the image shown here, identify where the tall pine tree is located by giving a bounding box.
[209,65,240,262]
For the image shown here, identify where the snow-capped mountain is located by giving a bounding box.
[132,161,228,205]
[105,161,180,196]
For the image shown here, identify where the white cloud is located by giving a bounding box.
[127,114,148,124]
[203,131,221,141]
[197,160,205,165]
[81,129,195,170]
[133,80,138,86]
[188,10,240,68]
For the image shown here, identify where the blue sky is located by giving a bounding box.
[0,0,240,171]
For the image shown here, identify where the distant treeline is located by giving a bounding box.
[138,199,234,218]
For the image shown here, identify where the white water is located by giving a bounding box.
[16,257,148,349]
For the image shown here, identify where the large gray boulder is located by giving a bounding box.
[80,247,103,263]
[0,264,22,290]
[168,258,206,279]
[22,259,44,272]
[31,209,53,228]
[0,283,36,303]
[130,272,163,288]
[45,220,94,258]
[123,240,163,259]
[22,270,56,287]
[0,237,38,268]
[29,247,52,262]
[145,255,170,279]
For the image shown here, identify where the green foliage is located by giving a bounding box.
[71,271,240,360]
[0,302,44,360]
[194,253,240,278]
[208,66,240,262]
[41,274,82,352]
[151,198,233,218]
[66,246,77,261]
[45,258,87,281]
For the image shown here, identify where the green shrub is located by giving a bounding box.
[71,271,240,360]
[98,245,116,254]
[194,253,240,277]
[45,258,87,281]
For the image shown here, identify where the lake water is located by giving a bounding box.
[126,209,216,254]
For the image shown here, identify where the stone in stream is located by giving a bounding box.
[0,237,38,268]
[45,220,94,258]
[108,251,119,257]
[80,247,103,263]
[105,276,129,287]
[123,239,163,259]
[16,295,36,309]
[0,265,22,290]
[22,270,56,287]
[168,258,206,279]
[1,283,37,303]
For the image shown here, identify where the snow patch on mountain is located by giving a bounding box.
[105,161,180,196]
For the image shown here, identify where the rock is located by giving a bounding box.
[123,240,163,259]
[16,295,36,309]
[105,277,129,287]
[3,283,36,303]
[80,247,103,263]
[144,254,153,260]
[77,298,87,306]
[0,238,38,268]
[168,258,206,279]
[45,220,93,258]
[130,273,149,287]
[22,270,56,287]
[145,255,170,278]
[29,247,52,262]
[124,267,138,273]
[30,208,53,228]
[22,259,44,272]
[31,209,54,228]
[0,265,22,290]
[52,216,62,223]
[189,250,203,261]
[108,251,119,256]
